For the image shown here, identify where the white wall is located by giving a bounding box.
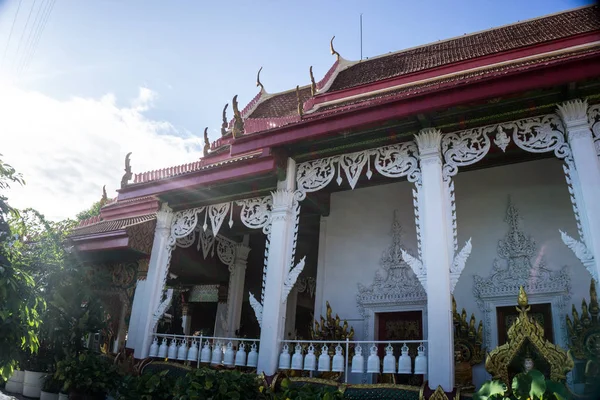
[315,157,592,384]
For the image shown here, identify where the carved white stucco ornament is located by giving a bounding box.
[357,210,427,318]
[249,292,263,328]
[282,256,306,302]
[473,197,571,350]
[587,102,600,158]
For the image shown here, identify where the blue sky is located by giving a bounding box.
[0,0,593,219]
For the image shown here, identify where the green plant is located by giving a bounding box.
[54,352,120,396]
[270,378,343,400]
[474,369,569,400]
[42,374,63,394]
[0,156,45,380]
[173,368,265,400]
[116,370,178,400]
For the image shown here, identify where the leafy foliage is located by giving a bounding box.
[75,200,102,222]
[116,370,177,400]
[0,156,45,380]
[54,352,120,396]
[268,378,344,400]
[474,369,568,400]
[173,368,265,400]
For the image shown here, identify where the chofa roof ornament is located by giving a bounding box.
[120,152,132,188]
[309,66,317,96]
[203,127,210,157]
[231,95,244,138]
[221,103,229,137]
[296,86,303,118]
[330,36,340,61]
[256,66,265,93]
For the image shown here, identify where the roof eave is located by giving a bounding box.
[117,153,278,201]
[229,50,600,156]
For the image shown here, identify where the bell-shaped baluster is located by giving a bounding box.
[303,344,316,371]
[291,344,303,370]
[318,345,331,372]
[397,343,412,374]
[200,341,211,363]
[187,339,199,362]
[158,338,168,358]
[167,337,178,359]
[235,343,247,367]
[278,344,291,370]
[414,343,427,375]
[177,339,188,360]
[332,344,344,372]
[223,342,235,366]
[247,343,259,368]
[211,341,223,364]
[366,345,380,373]
[149,337,159,357]
[351,345,364,373]
[382,344,396,374]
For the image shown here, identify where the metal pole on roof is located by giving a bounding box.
[360,13,363,60]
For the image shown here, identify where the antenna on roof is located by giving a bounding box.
[360,13,363,61]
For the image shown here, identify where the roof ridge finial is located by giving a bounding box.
[296,85,303,118]
[309,66,317,96]
[221,103,229,137]
[330,36,340,61]
[100,185,108,206]
[120,152,132,189]
[256,66,265,93]
[203,127,210,157]
[232,95,244,138]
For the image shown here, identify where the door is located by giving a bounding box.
[377,311,424,385]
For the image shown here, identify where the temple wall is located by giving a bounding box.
[315,157,592,385]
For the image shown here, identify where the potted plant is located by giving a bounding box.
[54,352,120,400]
[41,374,62,400]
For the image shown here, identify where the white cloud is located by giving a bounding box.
[0,84,203,221]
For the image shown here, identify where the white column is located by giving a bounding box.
[557,99,600,280]
[226,242,251,338]
[284,286,298,340]
[257,160,297,376]
[314,216,328,319]
[125,279,147,351]
[214,302,228,337]
[136,203,174,359]
[181,304,192,336]
[112,300,129,353]
[415,129,455,391]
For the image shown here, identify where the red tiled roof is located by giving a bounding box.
[249,87,312,118]
[328,6,600,92]
[131,151,264,185]
[70,213,156,237]
[314,46,600,115]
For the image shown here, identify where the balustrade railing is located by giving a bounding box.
[280,339,428,383]
[148,333,261,369]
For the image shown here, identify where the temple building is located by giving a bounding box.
[69,5,600,395]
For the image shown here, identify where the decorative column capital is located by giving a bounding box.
[156,203,174,234]
[415,128,443,161]
[271,189,295,212]
[234,244,251,264]
[557,99,590,136]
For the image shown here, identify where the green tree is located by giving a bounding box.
[0,156,45,380]
[75,200,102,222]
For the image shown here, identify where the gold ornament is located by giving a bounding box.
[486,286,574,385]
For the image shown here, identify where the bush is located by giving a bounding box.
[173,368,265,400]
[268,378,343,400]
[116,370,177,400]
[54,352,120,397]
